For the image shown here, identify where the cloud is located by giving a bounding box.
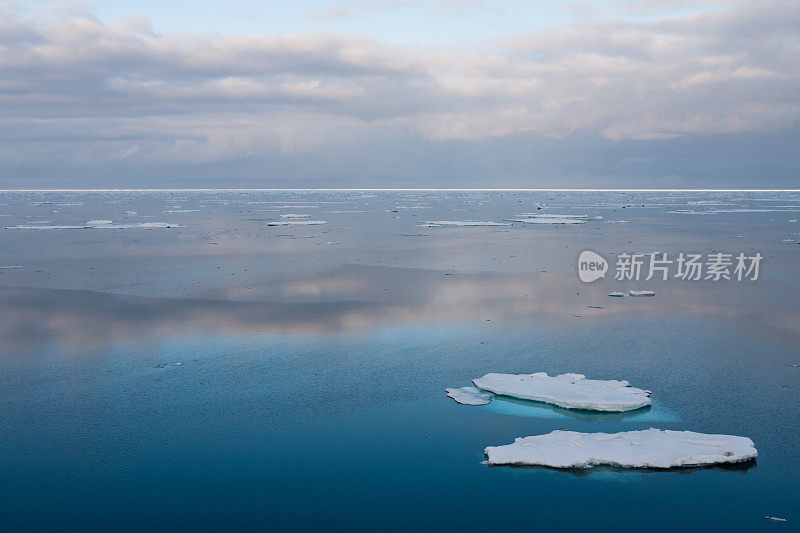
[0,0,797,175]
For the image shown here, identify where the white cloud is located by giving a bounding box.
[0,0,797,167]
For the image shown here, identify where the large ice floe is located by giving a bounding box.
[484,429,757,468]
[445,386,493,405]
[472,372,651,412]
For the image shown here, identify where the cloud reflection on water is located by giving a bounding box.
[0,264,795,352]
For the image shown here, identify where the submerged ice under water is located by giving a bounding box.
[0,190,799,531]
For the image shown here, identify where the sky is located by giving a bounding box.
[0,0,798,188]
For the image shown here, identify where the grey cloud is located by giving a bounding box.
[0,1,797,181]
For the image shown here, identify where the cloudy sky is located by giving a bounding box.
[1,0,798,188]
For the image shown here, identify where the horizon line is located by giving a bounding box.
[1,188,800,193]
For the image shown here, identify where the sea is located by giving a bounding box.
[1,189,798,531]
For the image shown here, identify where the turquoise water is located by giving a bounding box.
[1,190,799,530]
[2,318,797,531]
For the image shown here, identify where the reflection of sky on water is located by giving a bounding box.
[1,263,799,354]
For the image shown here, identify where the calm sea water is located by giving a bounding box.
[1,191,799,531]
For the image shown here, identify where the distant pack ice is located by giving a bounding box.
[484,429,757,469]
[472,372,651,412]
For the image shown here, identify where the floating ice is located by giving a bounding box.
[421,221,511,227]
[608,292,625,297]
[506,214,586,225]
[668,208,800,215]
[5,221,181,230]
[484,429,757,469]
[280,214,311,219]
[472,372,651,412]
[445,386,493,406]
[267,220,327,226]
[510,218,585,225]
[519,213,589,219]
[629,290,655,297]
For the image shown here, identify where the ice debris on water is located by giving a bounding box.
[445,386,493,406]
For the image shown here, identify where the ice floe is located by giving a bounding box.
[629,290,655,297]
[445,386,493,406]
[505,214,587,225]
[508,218,586,225]
[472,372,651,412]
[421,220,511,227]
[484,429,757,469]
[267,220,327,226]
[5,221,181,230]
[667,208,800,215]
[519,213,589,219]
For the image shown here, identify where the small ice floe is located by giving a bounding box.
[520,213,588,219]
[669,208,800,215]
[86,219,113,226]
[155,362,183,368]
[280,214,311,219]
[629,290,655,297]
[484,429,757,468]
[764,516,788,522]
[319,241,340,245]
[0,265,23,269]
[267,220,327,226]
[445,386,493,406]
[687,200,730,206]
[472,372,651,412]
[608,292,625,297]
[165,209,199,213]
[421,220,511,227]
[506,214,586,225]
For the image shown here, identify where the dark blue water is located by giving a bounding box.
[1,190,799,531]
[2,316,797,531]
